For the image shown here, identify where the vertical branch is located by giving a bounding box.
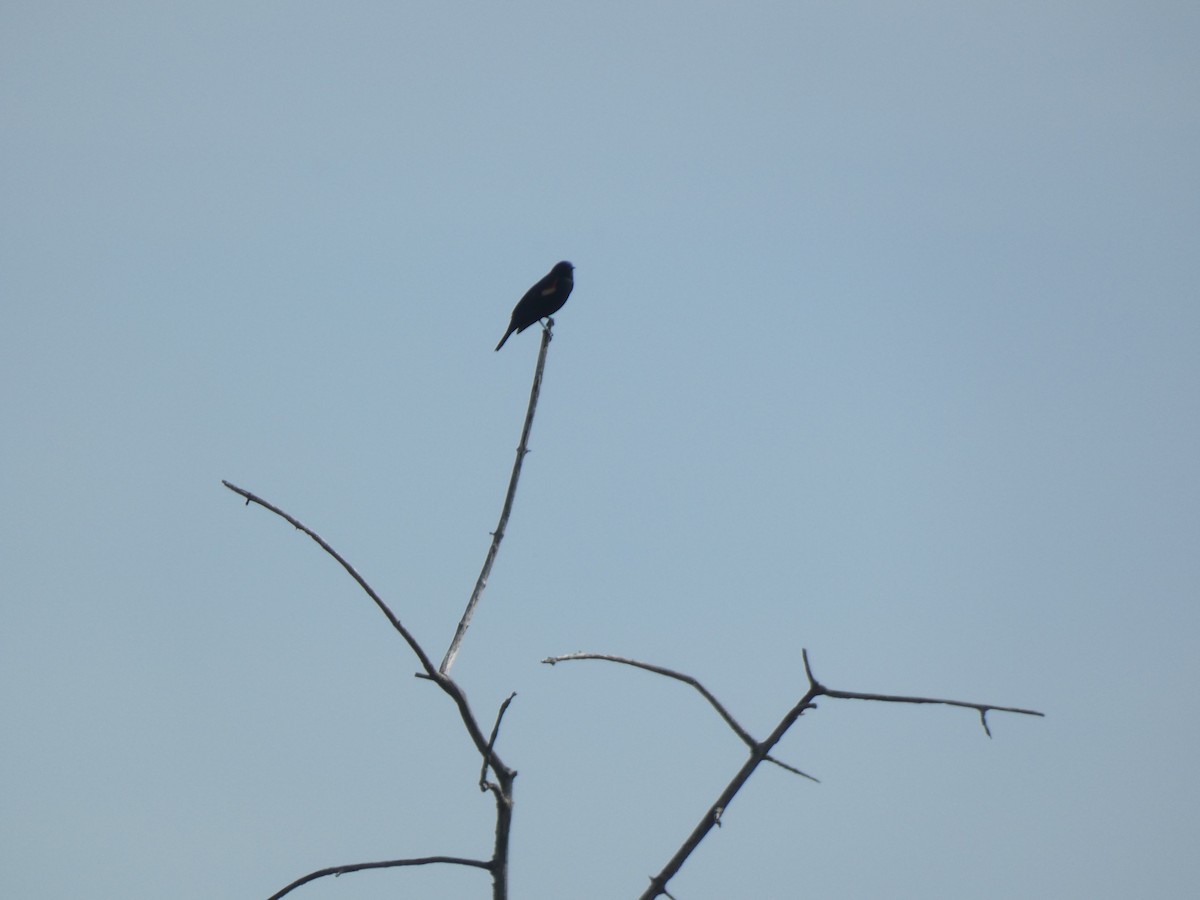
[489,767,516,900]
[441,321,555,675]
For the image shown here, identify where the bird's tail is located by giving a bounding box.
[494,330,512,351]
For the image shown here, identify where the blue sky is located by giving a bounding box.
[3,2,1198,898]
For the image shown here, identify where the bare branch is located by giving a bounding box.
[817,685,1044,732]
[221,480,509,760]
[550,648,1041,899]
[481,693,518,791]
[544,652,817,781]
[802,649,1045,737]
[638,687,821,900]
[801,645,817,684]
[221,480,438,677]
[442,321,555,675]
[543,652,757,748]
[265,855,491,900]
[223,480,519,899]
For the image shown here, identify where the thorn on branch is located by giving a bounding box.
[645,876,679,900]
[765,754,820,783]
[979,709,992,738]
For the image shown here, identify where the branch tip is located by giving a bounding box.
[801,648,817,686]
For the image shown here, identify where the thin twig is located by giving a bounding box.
[543,652,756,747]
[441,320,555,675]
[221,480,439,677]
[801,648,1045,737]
[481,693,518,791]
[765,755,820,782]
[265,856,491,900]
[820,686,1043,733]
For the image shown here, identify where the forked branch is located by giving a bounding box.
[542,652,814,780]
[222,481,516,900]
[545,648,1043,900]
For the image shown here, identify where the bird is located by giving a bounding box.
[494,261,575,351]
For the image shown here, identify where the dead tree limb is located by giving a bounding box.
[544,648,1043,899]
[223,481,517,900]
[543,652,816,780]
[441,320,555,675]
[265,857,492,900]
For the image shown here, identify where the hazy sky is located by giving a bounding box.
[3,2,1198,898]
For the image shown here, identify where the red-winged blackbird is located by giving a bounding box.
[494,261,575,351]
